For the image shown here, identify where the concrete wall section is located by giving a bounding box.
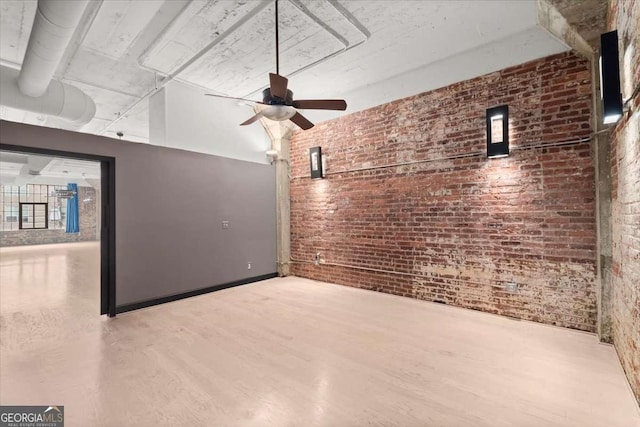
[289,51,597,332]
[0,121,277,306]
[608,0,640,404]
[149,80,272,164]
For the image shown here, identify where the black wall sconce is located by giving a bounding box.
[600,30,623,124]
[309,146,324,179]
[486,105,509,158]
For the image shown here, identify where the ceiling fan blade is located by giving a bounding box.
[269,73,288,99]
[290,112,314,130]
[292,99,347,111]
[205,93,264,105]
[240,112,264,126]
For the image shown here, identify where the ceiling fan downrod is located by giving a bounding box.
[275,0,279,76]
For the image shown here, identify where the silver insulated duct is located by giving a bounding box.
[1,0,96,124]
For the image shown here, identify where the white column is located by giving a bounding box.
[259,110,296,276]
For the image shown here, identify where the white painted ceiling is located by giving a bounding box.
[0,0,569,150]
[0,151,101,187]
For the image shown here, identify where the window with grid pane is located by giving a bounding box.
[0,184,67,231]
[19,203,48,229]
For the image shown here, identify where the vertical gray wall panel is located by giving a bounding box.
[0,120,276,306]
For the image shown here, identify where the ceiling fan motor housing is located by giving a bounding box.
[263,88,293,105]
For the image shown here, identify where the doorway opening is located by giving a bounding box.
[0,144,115,316]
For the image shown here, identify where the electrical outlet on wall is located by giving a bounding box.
[247,262,251,270]
[222,221,229,229]
[505,282,518,293]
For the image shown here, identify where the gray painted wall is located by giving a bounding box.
[0,120,277,306]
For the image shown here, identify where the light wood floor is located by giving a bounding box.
[1,243,639,426]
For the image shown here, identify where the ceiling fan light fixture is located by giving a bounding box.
[204,0,346,130]
[262,105,296,121]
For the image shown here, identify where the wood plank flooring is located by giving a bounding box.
[1,242,639,426]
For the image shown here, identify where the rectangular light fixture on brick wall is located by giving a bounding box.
[309,146,324,179]
[599,30,623,124]
[486,105,509,158]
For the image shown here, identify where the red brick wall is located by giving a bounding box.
[608,0,640,404]
[290,51,597,331]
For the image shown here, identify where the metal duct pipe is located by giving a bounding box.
[1,66,96,124]
[18,0,89,97]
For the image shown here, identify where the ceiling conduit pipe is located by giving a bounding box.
[1,0,96,124]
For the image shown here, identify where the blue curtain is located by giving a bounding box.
[65,183,80,233]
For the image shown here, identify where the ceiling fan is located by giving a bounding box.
[205,0,347,130]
